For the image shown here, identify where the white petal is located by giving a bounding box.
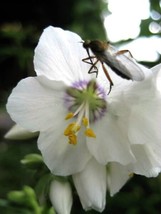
[4,124,38,140]
[38,128,91,176]
[128,100,161,145]
[72,158,106,212]
[107,162,132,196]
[155,64,161,92]
[87,113,135,165]
[49,180,73,214]
[128,144,161,177]
[6,76,67,132]
[127,82,161,159]
[151,63,161,74]
[34,26,93,85]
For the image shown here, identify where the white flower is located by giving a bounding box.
[6,26,161,212]
[49,180,73,214]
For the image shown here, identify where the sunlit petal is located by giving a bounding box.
[34,26,93,85]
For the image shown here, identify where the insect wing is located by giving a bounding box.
[103,45,145,81]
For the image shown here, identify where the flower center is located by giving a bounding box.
[64,80,107,145]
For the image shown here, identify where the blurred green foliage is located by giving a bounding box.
[0,0,161,213]
[69,0,106,40]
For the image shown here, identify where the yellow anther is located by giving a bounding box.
[64,123,75,136]
[82,117,89,127]
[68,134,77,145]
[85,128,96,138]
[65,112,74,120]
[72,124,80,133]
[64,123,80,137]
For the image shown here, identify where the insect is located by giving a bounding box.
[82,40,145,93]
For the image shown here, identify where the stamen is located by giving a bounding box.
[64,80,107,145]
[64,123,75,136]
[64,123,80,136]
[82,117,88,127]
[85,128,96,138]
[73,103,85,117]
[65,112,74,120]
[68,134,77,145]
[84,102,89,122]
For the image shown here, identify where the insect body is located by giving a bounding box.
[82,40,145,93]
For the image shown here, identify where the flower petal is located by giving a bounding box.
[4,124,38,140]
[72,158,106,212]
[6,76,67,132]
[126,77,161,160]
[49,180,73,214]
[34,26,93,84]
[128,144,161,177]
[87,113,135,165]
[107,162,132,196]
[38,128,91,176]
[128,97,161,146]
[152,63,161,93]
[151,63,161,74]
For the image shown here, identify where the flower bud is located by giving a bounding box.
[49,180,73,214]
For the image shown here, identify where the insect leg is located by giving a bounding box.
[82,56,99,77]
[116,50,133,58]
[85,47,94,65]
[101,62,114,94]
[87,59,99,77]
[82,55,96,65]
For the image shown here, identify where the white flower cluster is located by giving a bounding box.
[6,26,161,213]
